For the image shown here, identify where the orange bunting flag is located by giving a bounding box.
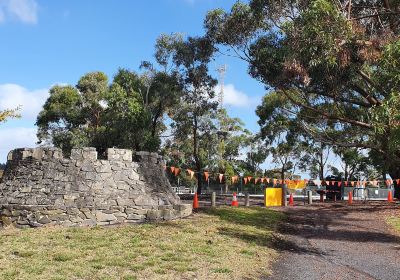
[187,169,194,179]
[261,178,265,183]
[338,181,342,187]
[386,179,391,186]
[219,174,224,183]
[244,177,248,184]
[266,178,270,183]
[326,181,330,186]
[344,181,348,186]
[273,179,277,185]
[170,166,175,174]
[304,179,309,184]
[396,179,400,185]
[204,172,209,182]
[350,181,355,187]
[362,181,366,187]
[247,176,252,183]
[174,168,180,176]
[255,178,259,184]
[231,176,238,184]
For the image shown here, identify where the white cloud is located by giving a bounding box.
[215,83,260,108]
[0,83,49,121]
[0,127,38,163]
[0,0,38,24]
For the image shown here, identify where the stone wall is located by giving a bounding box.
[0,147,192,228]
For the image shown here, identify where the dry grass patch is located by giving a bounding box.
[0,207,284,280]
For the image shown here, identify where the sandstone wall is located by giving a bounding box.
[0,147,192,228]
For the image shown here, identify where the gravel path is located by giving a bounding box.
[267,203,400,280]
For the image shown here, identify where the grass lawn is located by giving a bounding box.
[387,216,400,232]
[0,207,284,280]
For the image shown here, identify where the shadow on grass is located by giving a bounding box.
[202,204,400,255]
[201,207,321,254]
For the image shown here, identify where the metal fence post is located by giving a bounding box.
[211,192,216,207]
[307,190,313,204]
[245,193,250,207]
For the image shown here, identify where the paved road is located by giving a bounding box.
[267,203,400,280]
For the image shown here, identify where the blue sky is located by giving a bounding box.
[0,0,267,164]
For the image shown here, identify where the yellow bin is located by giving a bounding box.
[264,188,283,206]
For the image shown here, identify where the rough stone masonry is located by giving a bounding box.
[0,147,192,228]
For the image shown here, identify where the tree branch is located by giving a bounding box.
[281,90,374,129]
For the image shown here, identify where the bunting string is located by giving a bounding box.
[163,165,398,188]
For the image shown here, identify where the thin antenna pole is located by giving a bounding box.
[216,65,227,109]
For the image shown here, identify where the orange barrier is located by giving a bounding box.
[193,193,199,209]
[289,193,294,206]
[231,192,239,207]
[388,191,393,202]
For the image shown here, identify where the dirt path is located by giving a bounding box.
[267,203,400,280]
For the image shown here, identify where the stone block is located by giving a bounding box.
[81,219,97,227]
[116,198,132,206]
[125,208,148,215]
[81,162,95,172]
[38,216,51,224]
[20,186,32,193]
[127,213,145,220]
[95,211,117,222]
[134,195,156,206]
[146,210,161,221]
[95,165,112,173]
[174,204,193,218]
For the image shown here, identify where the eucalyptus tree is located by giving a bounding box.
[36,72,108,154]
[205,0,400,196]
[36,68,177,155]
[164,35,218,194]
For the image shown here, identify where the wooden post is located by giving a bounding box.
[245,193,250,207]
[211,192,216,207]
[307,190,312,204]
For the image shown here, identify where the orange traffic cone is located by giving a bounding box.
[231,192,239,207]
[388,191,393,202]
[289,193,294,206]
[193,193,199,209]
[348,192,353,205]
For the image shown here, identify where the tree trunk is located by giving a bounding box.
[196,163,203,195]
[193,115,203,195]
[389,167,400,199]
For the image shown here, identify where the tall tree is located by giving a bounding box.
[36,69,175,154]
[161,34,218,194]
[299,140,331,180]
[205,0,400,197]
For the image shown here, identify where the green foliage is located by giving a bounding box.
[0,107,20,124]
[36,68,180,154]
[205,0,400,181]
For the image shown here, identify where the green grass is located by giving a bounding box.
[387,216,400,231]
[0,207,284,280]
